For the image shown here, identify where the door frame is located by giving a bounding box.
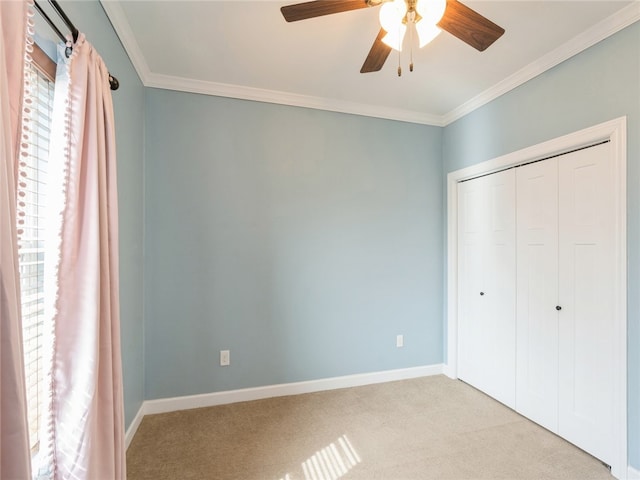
[444,117,627,478]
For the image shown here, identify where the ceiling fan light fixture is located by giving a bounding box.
[416,21,442,47]
[379,0,407,50]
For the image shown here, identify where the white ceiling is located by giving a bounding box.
[101,0,639,125]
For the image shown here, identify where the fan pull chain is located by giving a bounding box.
[409,21,414,72]
[397,24,402,76]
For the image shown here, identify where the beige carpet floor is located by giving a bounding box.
[126,375,612,480]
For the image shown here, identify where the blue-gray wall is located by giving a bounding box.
[442,22,640,469]
[143,91,443,399]
[58,1,146,429]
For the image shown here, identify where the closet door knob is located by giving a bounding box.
[480,292,485,296]
[556,305,562,311]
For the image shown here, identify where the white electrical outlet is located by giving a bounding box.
[220,350,230,366]
[396,335,404,348]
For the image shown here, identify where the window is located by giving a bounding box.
[19,43,56,457]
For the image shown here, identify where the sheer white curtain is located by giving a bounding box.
[0,1,34,478]
[37,34,126,479]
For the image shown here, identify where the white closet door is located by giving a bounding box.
[458,176,487,392]
[458,169,516,407]
[515,159,559,432]
[557,142,615,465]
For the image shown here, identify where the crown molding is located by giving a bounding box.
[442,1,640,125]
[145,72,445,126]
[102,0,639,127]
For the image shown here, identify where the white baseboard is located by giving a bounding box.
[628,465,640,480]
[143,364,443,416]
[125,403,146,450]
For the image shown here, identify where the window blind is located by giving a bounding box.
[19,53,55,456]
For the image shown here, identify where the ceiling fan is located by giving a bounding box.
[281,0,505,74]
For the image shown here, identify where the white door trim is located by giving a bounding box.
[444,117,627,478]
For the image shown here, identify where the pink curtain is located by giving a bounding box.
[40,34,125,479]
[0,1,34,478]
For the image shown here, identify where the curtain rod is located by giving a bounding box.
[33,0,120,91]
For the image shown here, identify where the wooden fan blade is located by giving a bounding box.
[281,0,368,22]
[360,28,392,73]
[438,0,505,52]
